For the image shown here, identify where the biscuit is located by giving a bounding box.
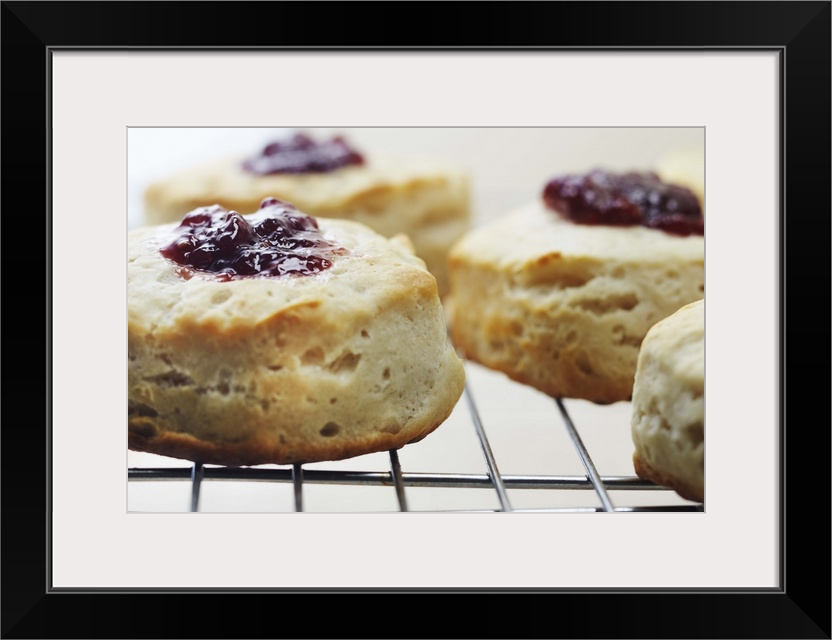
[128,200,465,466]
[447,197,704,404]
[631,300,704,502]
[143,132,471,295]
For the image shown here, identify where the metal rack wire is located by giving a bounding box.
[128,369,704,513]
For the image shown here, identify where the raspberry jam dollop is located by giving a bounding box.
[160,198,342,280]
[542,170,703,236]
[241,132,364,175]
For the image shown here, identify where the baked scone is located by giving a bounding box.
[143,131,471,295]
[656,145,705,210]
[448,170,704,405]
[631,300,704,502]
[128,198,465,466]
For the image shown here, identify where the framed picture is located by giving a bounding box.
[4,2,828,638]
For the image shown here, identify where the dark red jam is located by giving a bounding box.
[542,170,703,236]
[160,198,342,280]
[241,132,364,175]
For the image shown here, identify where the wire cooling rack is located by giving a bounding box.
[127,361,704,514]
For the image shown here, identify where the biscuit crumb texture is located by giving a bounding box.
[128,217,465,466]
[144,154,470,296]
[631,300,704,502]
[448,202,704,404]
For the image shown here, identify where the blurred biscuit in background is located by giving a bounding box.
[656,145,705,211]
[144,131,471,296]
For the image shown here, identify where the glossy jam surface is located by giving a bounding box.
[543,170,703,236]
[241,132,364,175]
[160,198,341,280]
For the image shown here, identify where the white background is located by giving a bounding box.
[54,52,778,588]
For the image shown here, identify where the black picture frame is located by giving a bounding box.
[3,2,829,638]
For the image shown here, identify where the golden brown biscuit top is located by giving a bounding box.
[128,216,428,333]
[148,152,467,215]
[451,201,705,271]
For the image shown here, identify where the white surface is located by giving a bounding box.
[127,126,702,513]
[51,51,779,589]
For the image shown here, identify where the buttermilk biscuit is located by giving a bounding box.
[447,200,704,404]
[128,202,465,466]
[143,133,471,295]
[631,300,704,502]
